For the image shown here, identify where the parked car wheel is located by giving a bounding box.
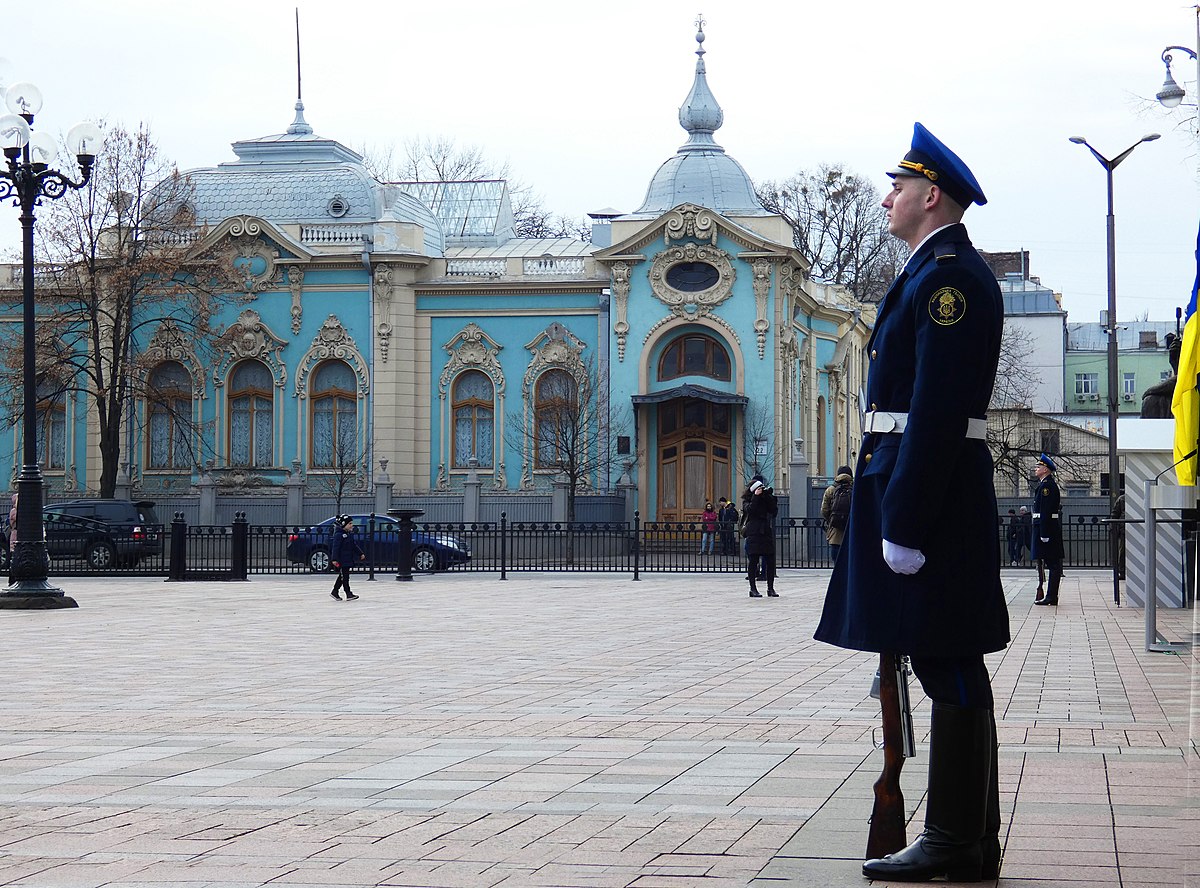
[411,545,438,573]
[86,540,116,570]
[308,547,332,573]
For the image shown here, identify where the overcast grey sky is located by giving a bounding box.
[3,0,1198,324]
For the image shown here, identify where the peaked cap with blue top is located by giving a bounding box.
[887,122,987,208]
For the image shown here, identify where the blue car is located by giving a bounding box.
[286,515,470,573]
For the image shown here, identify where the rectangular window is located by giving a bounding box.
[1075,373,1099,396]
[1122,373,1136,397]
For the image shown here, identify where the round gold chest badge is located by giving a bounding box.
[929,287,966,326]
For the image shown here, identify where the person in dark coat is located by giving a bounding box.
[1031,454,1064,606]
[717,496,739,556]
[743,479,777,597]
[329,514,365,601]
[814,123,1010,882]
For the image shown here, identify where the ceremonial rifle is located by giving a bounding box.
[866,652,916,859]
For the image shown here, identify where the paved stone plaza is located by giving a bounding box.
[0,569,1194,887]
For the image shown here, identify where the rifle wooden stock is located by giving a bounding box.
[866,651,907,859]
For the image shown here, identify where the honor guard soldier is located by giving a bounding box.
[1031,453,1064,605]
[815,123,1010,882]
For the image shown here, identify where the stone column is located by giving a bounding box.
[462,458,482,524]
[197,462,217,526]
[618,466,638,527]
[551,472,569,524]
[373,458,394,516]
[284,459,305,527]
[788,437,811,518]
[114,463,133,501]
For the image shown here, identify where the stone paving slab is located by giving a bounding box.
[0,569,1193,887]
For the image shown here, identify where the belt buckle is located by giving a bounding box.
[872,412,897,433]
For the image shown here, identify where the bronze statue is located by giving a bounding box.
[1140,333,1181,419]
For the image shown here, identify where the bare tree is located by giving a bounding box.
[757,164,902,302]
[311,426,361,514]
[742,401,776,484]
[987,323,1042,490]
[0,123,219,496]
[507,355,631,523]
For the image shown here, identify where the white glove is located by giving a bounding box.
[883,539,925,575]
[1041,537,1049,543]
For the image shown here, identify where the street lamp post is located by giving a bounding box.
[1069,134,1161,606]
[1154,5,1199,123]
[0,81,101,609]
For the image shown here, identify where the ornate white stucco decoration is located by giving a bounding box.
[294,315,370,397]
[643,311,742,349]
[648,243,734,320]
[213,308,288,389]
[611,261,631,362]
[663,204,718,246]
[374,264,394,364]
[519,323,588,490]
[752,258,772,358]
[439,323,507,489]
[287,266,304,334]
[211,217,286,299]
[439,323,505,394]
[141,319,207,399]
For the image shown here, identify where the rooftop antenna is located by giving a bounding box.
[287,7,313,135]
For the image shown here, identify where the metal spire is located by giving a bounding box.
[287,7,313,135]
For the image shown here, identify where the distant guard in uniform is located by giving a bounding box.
[815,122,1009,882]
[1031,454,1064,606]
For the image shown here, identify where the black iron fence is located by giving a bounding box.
[10,510,1116,579]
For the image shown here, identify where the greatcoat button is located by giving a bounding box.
[871,349,877,359]
[864,453,872,463]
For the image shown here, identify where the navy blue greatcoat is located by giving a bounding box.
[1029,476,1063,562]
[814,224,1011,657]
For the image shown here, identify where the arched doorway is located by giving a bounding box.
[655,397,733,523]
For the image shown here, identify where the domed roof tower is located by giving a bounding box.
[629,22,769,219]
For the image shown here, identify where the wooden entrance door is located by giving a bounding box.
[657,399,732,522]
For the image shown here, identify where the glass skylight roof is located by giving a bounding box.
[397,180,509,238]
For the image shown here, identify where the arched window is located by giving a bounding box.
[534,369,577,469]
[659,334,731,382]
[311,360,357,468]
[452,370,494,468]
[35,376,66,470]
[229,360,274,468]
[147,361,192,469]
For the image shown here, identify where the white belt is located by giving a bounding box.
[862,411,987,440]
[1032,513,1059,519]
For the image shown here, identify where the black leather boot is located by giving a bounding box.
[980,710,1002,879]
[863,703,990,882]
[749,581,762,597]
[1036,567,1061,605]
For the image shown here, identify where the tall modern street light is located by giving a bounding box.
[0,80,101,609]
[1069,133,1161,605]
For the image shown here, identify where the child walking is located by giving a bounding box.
[330,515,365,600]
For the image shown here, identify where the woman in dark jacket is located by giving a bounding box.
[743,479,778,597]
[329,515,365,601]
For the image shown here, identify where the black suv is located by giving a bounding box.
[2,499,163,570]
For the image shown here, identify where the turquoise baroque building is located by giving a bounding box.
[0,28,870,521]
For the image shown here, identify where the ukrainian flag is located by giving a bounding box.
[1171,222,1200,485]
